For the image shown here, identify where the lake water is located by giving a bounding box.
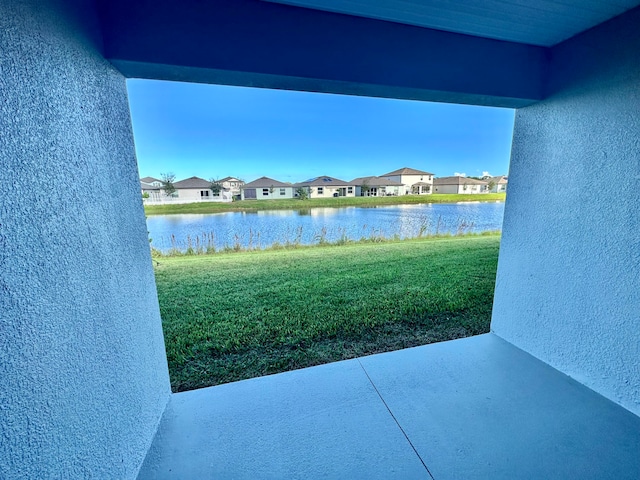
[146,202,505,252]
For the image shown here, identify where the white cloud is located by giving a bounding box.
[454,172,466,177]
[482,171,492,177]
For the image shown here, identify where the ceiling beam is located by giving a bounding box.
[98,0,547,107]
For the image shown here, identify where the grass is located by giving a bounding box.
[145,193,506,215]
[155,234,501,392]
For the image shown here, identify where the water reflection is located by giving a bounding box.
[146,202,504,252]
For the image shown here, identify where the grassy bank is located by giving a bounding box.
[155,234,500,392]
[145,193,506,215]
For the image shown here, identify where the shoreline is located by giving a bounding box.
[144,193,506,216]
[150,230,502,257]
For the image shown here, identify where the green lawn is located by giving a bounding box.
[155,235,500,392]
[145,193,506,215]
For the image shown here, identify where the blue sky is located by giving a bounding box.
[127,79,515,183]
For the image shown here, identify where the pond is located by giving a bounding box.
[146,202,505,252]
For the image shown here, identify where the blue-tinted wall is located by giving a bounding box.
[492,8,640,416]
[0,0,170,477]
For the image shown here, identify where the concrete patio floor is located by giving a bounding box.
[138,334,640,479]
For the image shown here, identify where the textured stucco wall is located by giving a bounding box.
[492,8,640,416]
[0,0,171,478]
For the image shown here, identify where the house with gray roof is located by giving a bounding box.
[141,181,162,202]
[241,176,295,200]
[487,175,508,193]
[140,176,162,186]
[379,167,434,194]
[169,176,225,202]
[293,176,355,199]
[350,176,404,197]
[154,177,231,203]
[433,176,489,194]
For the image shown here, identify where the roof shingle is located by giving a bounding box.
[380,167,434,176]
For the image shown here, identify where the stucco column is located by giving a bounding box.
[0,0,171,477]
[492,8,640,416]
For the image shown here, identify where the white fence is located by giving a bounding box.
[143,194,233,205]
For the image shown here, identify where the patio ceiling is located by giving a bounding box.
[263,0,640,46]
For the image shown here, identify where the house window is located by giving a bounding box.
[280,188,286,195]
[200,190,210,197]
[262,188,269,196]
[347,187,353,193]
[317,187,323,194]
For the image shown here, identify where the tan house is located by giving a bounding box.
[433,176,489,194]
[350,176,404,197]
[294,176,355,199]
[241,176,295,200]
[379,167,434,194]
[488,175,508,193]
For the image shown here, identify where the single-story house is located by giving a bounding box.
[173,176,228,202]
[488,175,508,193]
[241,176,295,200]
[379,167,434,194]
[293,176,356,198]
[433,176,489,194]
[140,181,162,201]
[350,176,404,197]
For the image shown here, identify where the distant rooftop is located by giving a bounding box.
[140,176,162,184]
[243,176,291,188]
[140,181,161,190]
[381,167,434,177]
[434,176,488,185]
[173,176,212,189]
[350,176,404,187]
[295,176,350,187]
[490,175,508,184]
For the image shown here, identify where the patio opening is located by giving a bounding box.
[127,79,514,392]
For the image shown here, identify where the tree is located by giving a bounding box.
[209,178,222,196]
[360,180,371,197]
[295,187,309,200]
[269,185,275,195]
[487,180,496,192]
[161,172,176,197]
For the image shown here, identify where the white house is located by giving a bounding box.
[488,175,508,193]
[140,181,162,201]
[350,176,404,196]
[241,176,295,200]
[172,176,230,202]
[218,176,244,196]
[140,177,163,201]
[379,167,434,194]
[433,176,489,194]
[294,176,356,198]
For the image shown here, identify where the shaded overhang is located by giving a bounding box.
[96,0,640,108]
